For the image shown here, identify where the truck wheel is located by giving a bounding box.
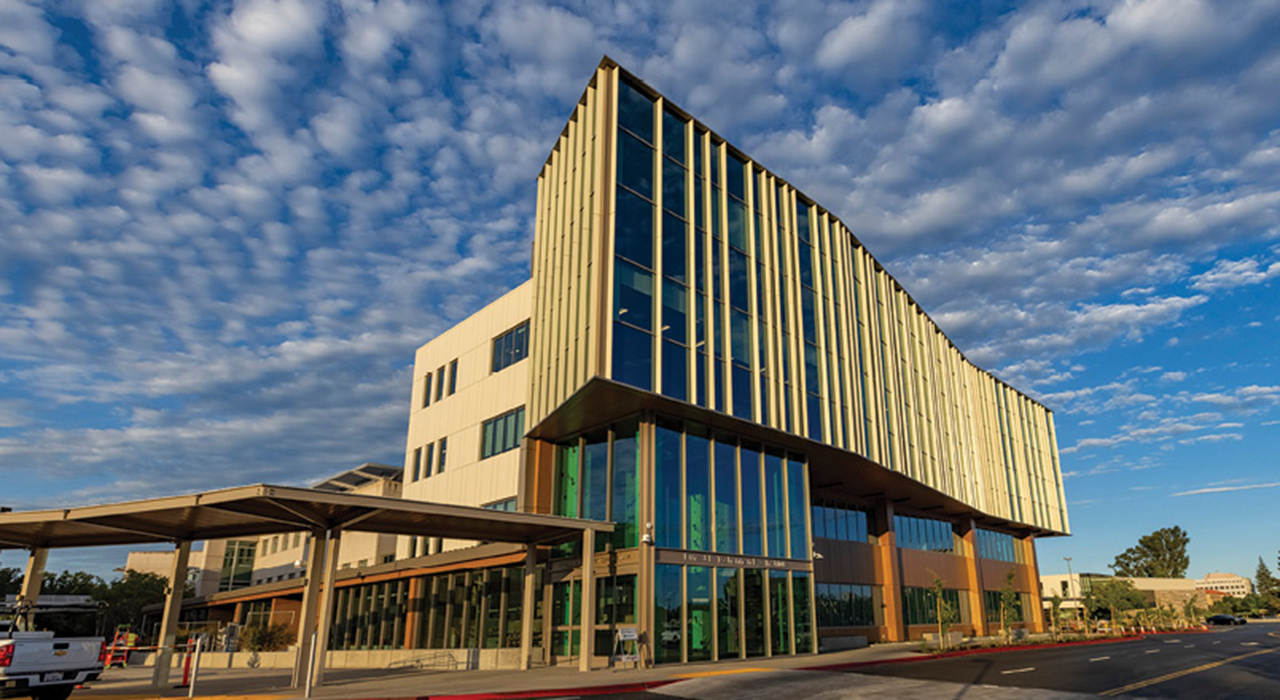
[32,685,75,700]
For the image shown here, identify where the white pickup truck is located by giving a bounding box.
[1,611,105,700]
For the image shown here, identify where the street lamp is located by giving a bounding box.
[1064,557,1075,597]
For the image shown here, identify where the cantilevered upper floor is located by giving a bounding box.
[527,58,1068,536]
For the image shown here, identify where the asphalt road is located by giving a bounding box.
[599,624,1280,699]
[852,623,1280,698]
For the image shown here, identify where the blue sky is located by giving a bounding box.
[1,0,1277,582]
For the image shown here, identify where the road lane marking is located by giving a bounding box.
[1145,649,1160,654]
[1100,647,1278,696]
[1213,641,1221,644]
[1000,667,1035,674]
[1089,656,1111,662]
[1242,642,1260,646]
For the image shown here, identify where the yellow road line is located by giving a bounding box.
[1099,647,1276,696]
[672,667,777,678]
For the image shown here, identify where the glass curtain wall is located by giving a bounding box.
[651,417,807,558]
[552,418,641,553]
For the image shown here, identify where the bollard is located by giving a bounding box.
[188,637,203,699]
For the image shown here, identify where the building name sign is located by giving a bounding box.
[656,550,810,571]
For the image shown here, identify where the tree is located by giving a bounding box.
[999,569,1020,644]
[928,571,958,651]
[1256,558,1279,605]
[97,570,169,636]
[1048,593,1063,641]
[1090,578,1145,635]
[1110,526,1190,578]
[0,567,22,596]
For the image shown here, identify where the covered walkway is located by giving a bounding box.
[0,484,612,694]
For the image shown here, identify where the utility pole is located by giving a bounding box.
[1064,557,1076,628]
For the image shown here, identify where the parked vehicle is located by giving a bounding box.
[1,598,105,700]
[1206,614,1247,626]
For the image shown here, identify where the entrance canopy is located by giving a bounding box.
[0,483,612,550]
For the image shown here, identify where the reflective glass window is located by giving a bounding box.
[713,439,738,553]
[611,322,652,391]
[661,338,688,403]
[663,110,686,164]
[615,186,654,269]
[662,212,687,283]
[787,458,808,559]
[764,453,786,557]
[743,569,766,657]
[654,564,683,663]
[617,80,654,143]
[655,424,682,548]
[716,568,740,659]
[686,431,711,551]
[663,160,686,219]
[662,278,688,344]
[688,566,712,661]
[727,153,747,202]
[618,130,654,198]
[740,446,763,556]
[582,431,609,523]
[611,421,640,549]
[614,259,653,330]
[769,570,790,654]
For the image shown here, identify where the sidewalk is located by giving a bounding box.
[75,642,925,700]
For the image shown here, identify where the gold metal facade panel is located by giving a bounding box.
[532,63,1067,534]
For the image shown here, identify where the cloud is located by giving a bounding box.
[1190,385,1280,412]
[1172,482,1280,497]
[1190,257,1280,291]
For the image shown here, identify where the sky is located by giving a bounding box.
[1,0,1277,583]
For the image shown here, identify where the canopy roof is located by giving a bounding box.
[0,484,612,550]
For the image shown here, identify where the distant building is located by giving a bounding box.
[1040,572,1215,615]
[1195,572,1253,598]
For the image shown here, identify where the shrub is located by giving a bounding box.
[239,624,294,652]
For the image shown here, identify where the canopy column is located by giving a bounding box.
[519,543,536,670]
[310,529,342,690]
[578,529,595,672]
[292,529,327,688]
[17,548,47,631]
[151,540,192,688]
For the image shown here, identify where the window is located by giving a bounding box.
[983,590,1024,623]
[423,443,434,479]
[492,321,529,373]
[412,447,422,481]
[894,514,956,554]
[976,529,1024,563]
[812,501,870,543]
[902,586,963,626]
[483,498,517,512]
[422,373,432,408]
[816,583,877,628]
[447,359,458,395]
[437,437,447,472]
[435,366,445,401]
[481,407,525,459]
[382,554,395,564]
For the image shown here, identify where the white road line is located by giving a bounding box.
[1214,641,1221,645]
[1146,649,1160,654]
[1186,645,1195,648]
[1001,667,1036,674]
[1089,656,1111,662]
[1242,642,1260,646]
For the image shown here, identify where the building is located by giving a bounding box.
[174,58,1068,667]
[1040,573,1220,619]
[1195,572,1253,598]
